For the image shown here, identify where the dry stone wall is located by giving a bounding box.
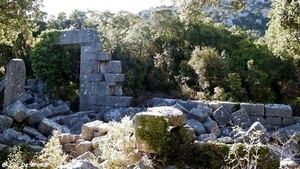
[57,29,132,111]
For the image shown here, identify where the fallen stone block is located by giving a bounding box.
[212,106,230,126]
[172,103,189,114]
[0,128,31,146]
[23,126,47,141]
[63,143,77,153]
[59,133,81,144]
[240,103,264,116]
[81,120,107,141]
[40,104,56,118]
[25,109,42,125]
[134,112,165,153]
[103,108,124,122]
[38,118,70,136]
[203,118,220,137]
[76,141,93,156]
[0,115,13,133]
[265,104,293,118]
[230,108,252,128]
[197,133,217,142]
[279,123,300,140]
[185,119,207,136]
[5,100,29,122]
[188,107,209,123]
[186,100,208,112]
[147,106,185,127]
[245,122,270,143]
[53,103,71,116]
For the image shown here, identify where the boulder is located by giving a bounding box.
[185,119,207,136]
[23,126,47,141]
[81,120,107,141]
[188,107,209,123]
[0,115,13,133]
[203,118,220,137]
[230,108,252,128]
[212,106,230,126]
[147,106,185,127]
[38,117,70,136]
[5,100,29,122]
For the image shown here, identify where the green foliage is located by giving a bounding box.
[30,30,79,101]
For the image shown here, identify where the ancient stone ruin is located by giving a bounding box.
[1,29,300,168]
[57,29,132,111]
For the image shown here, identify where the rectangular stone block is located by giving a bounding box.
[240,103,264,116]
[112,83,123,96]
[81,52,111,61]
[282,118,295,126]
[265,104,293,118]
[265,117,282,126]
[209,101,237,113]
[102,96,133,107]
[81,43,103,52]
[249,116,266,125]
[59,29,99,45]
[81,73,103,82]
[230,108,252,128]
[100,61,122,73]
[104,74,125,82]
[187,101,208,112]
[80,60,98,73]
[91,85,112,96]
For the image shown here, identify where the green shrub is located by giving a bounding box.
[30,30,79,101]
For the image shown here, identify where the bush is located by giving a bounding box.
[30,30,80,101]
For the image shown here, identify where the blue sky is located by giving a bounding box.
[42,0,172,16]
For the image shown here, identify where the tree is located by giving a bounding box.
[0,0,42,45]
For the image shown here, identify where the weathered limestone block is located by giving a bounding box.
[40,104,55,118]
[59,133,81,144]
[282,118,295,126]
[59,29,99,45]
[81,42,103,52]
[82,73,103,82]
[91,85,112,96]
[212,106,230,126]
[240,103,264,116]
[25,109,41,125]
[102,96,133,107]
[245,122,269,143]
[185,119,207,136]
[80,60,98,73]
[25,79,38,92]
[203,118,220,137]
[23,126,47,141]
[188,107,209,123]
[63,143,77,153]
[186,100,208,112]
[38,118,70,136]
[230,108,252,128]
[81,52,111,61]
[3,59,26,109]
[103,108,124,122]
[265,117,282,126]
[0,128,31,146]
[0,115,13,133]
[209,101,237,113]
[5,100,28,122]
[100,61,122,73]
[81,120,108,140]
[265,104,293,118]
[76,141,93,156]
[279,123,300,140]
[134,112,165,153]
[172,103,189,114]
[56,159,98,169]
[22,92,33,103]
[112,83,123,96]
[249,116,266,125]
[53,103,71,116]
[104,73,125,82]
[147,106,186,127]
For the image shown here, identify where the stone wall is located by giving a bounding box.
[57,29,132,111]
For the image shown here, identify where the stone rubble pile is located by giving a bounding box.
[1,90,300,168]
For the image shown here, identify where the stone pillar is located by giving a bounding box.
[3,59,26,109]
